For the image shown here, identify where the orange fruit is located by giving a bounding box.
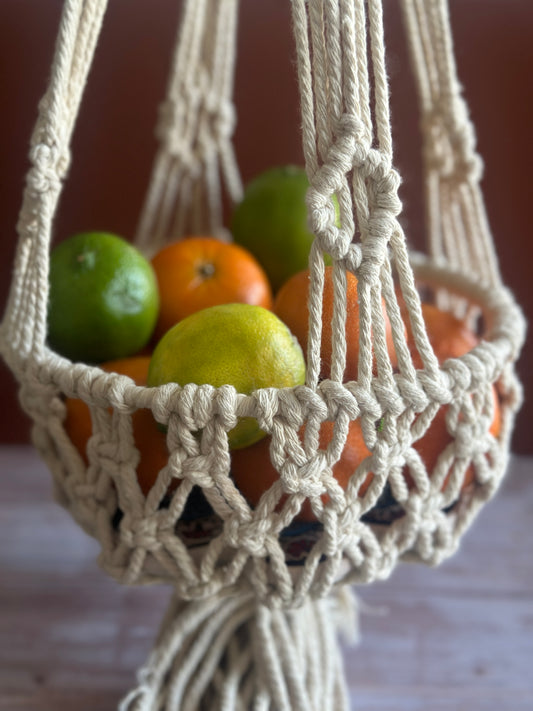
[147,304,306,449]
[231,165,336,292]
[48,232,159,363]
[274,266,397,381]
[64,356,168,496]
[231,419,373,522]
[151,236,273,340]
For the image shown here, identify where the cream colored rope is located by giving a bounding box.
[134,0,242,254]
[2,0,108,363]
[118,588,357,711]
[0,2,526,710]
[401,0,501,288]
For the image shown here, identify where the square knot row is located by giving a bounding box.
[150,382,239,433]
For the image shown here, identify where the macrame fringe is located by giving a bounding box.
[118,587,358,711]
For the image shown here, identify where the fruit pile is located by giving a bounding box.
[48,165,500,522]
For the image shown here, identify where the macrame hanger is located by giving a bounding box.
[401,0,502,290]
[291,0,441,420]
[135,0,242,255]
[1,2,526,710]
[1,0,108,366]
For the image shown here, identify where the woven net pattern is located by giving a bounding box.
[0,0,525,615]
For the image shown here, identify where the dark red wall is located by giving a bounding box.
[1,1,531,451]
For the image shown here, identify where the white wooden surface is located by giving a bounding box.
[0,446,532,710]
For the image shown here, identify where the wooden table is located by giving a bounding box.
[1,446,532,710]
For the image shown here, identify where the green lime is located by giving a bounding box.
[48,231,159,363]
[147,303,306,449]
[231,165,335,292]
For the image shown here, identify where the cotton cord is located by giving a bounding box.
[118,588,357,711]
[0,2,526,711]
[134,0,242,253]
[400,0,501,289]
[2,0,108,362]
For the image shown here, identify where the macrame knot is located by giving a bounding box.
[120,514,161,553]
[224,514,271,557]
[422,109,483,184]
[318,380,361,422]
[417,369,453,410]
[394,374,430,414]
[156,99,201,177]
[344,382,383,422]
[211,384,240,433]
[339,242,363,274]
[279,456,326,500]
[357,232,389,284]
[453,420,475,460]
[372,379,405,421]
[252,386,312,434]
[150,382,219,432]
[306,186,349,261]
[306,113,368,261]
[367,159,402,215]
[358,161,402,284]
[83,369,130,410]
[27,143,65,195]
[204,93,236,140]
[18,380,61,426]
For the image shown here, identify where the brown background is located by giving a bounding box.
[1,1,531,451]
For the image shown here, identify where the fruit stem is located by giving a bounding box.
[198,262,216,279]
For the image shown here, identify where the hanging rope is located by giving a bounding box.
[135,0,242,253]
[2,0,108,364]
[401,0,501,288]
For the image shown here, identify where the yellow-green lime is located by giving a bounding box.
[147,303,306,449]
[48,231,159,363]
[231,165,336,292]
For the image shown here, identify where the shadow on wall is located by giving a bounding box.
[1,0,531,452]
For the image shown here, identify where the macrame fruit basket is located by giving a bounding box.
[1,0,526,709]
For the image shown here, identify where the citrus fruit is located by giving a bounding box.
[274,266,398,381]
[151,236,273,340]
[48,232,159,363]
[63,356,169,496]
[231,165,336,292]
[147,303,306,449]
[231,419,374,522]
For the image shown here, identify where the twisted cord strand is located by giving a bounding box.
[401,0,502,287]
[119,590,356,711]
[1,0,108,361]
[135,0,241,252]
